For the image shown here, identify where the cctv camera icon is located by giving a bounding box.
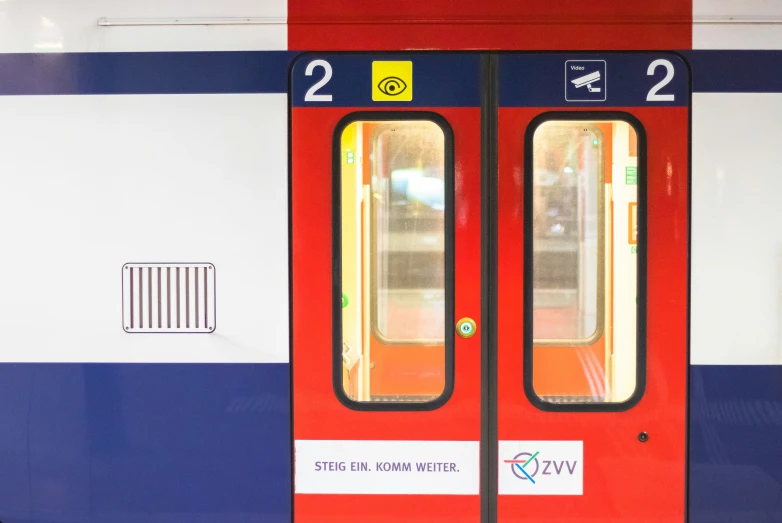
[571,71,602,93]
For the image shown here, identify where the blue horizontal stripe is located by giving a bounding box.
[0,50,779,97]
[0,51,296,95]
[0,363,290,523]
[291,53,482,107]
[500,53,689,107]
[0,360,781,522]
[689,364,782,522]
[686,50,782,93]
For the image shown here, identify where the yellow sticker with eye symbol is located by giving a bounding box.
[372,61,413,102]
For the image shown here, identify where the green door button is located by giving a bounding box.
[456,317,477,339]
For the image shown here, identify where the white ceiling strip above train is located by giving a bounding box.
[694,16,782,24]
[97,17,287,26]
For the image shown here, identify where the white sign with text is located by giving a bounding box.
[295,439,480,495]
[498,440,583,495]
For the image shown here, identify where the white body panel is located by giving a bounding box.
[694,24,782,50]
[695,0,782,15]
[694,0,782,49]
[692,1,782,363]
[0,0,286,52]
[0,93,289,363]
[692,93,782,365]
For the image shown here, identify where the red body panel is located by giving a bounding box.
[292,106,483,522]
[288,0,692,50]
[496,106,689,522]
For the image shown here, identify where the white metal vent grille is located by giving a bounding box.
[122,263,215,333]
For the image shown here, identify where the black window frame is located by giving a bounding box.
[523,111,648,413]
[332,111,455,411]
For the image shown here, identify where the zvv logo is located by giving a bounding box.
[503,451,578,485]
[505,452,539,483]
[499,441,583,495]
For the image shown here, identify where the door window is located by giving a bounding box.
[337,117,453,405]
[528,118,643,406]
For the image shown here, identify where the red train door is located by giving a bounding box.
[291,52,689,523]
[495,53,689,522]
[291,53,483,523]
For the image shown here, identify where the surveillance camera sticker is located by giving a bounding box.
[565,60,606,102]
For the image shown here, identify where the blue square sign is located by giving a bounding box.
[565,60,606,102]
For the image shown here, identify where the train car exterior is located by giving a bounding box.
[0,1,778,522]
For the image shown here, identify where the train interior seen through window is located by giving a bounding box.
[338,118,639,406]
[532,120,639,405]
[340,120,447,404]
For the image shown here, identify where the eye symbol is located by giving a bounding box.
[377,76,408,96]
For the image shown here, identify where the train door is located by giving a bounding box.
[291,51,689,523]
[494,53,689,522]
[291,53,484,523]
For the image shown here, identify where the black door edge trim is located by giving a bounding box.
[481,53,500,523]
